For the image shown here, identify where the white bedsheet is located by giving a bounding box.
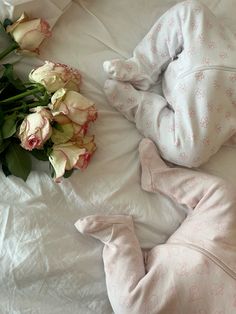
[0,0,236,313]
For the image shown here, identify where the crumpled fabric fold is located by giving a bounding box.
[0,0,72,28]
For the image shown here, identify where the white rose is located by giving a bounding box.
[29,61,81,93]
[49,137,96,182]
[7,13,51,53]
[18,107,53,150]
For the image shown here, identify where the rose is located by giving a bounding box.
[49,136,96,182]
[29,61,81,93]
[18,107,53,150]
[49,88,97,125]
[6,13,51,53]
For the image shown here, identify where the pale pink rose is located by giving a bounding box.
[7,13,51,53]
[49,137,96,182]
[49,88,97,125]
[18,107,53,150]
[29,61,81,93]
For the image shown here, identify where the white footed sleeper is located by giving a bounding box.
[104,0,236,167]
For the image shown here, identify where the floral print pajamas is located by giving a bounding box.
[103,0,236,167]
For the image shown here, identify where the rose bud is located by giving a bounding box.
[7,13,51,54]
[29,61,81,93]
[18,107,53,150]
[49,88,97,125]
[49,139,96,182]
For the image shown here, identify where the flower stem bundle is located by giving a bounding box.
[0,15,97,182]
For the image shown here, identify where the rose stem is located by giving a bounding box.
[0,85,46,104]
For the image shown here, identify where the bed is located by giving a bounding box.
[0,0,236,313]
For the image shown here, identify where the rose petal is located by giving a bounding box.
[51,124,74,144]
[49,150,67,182]
[49,142,87,181]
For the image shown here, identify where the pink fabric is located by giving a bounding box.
[75,138,236,314]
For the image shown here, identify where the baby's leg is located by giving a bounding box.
[106,47,236,167]
[75,140,236,313]
[104,0,222,90]
[139,138,225,206]
[104,79,167,123]
[139,138,236,247]
[105,78,217,167]
[75,215,148,313]
[75,214,183,313]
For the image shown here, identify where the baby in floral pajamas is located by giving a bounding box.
[104,0,236,167]
[75,1,236,313]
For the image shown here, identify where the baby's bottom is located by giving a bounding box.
[75,139,236,313]
[104,77,236,167]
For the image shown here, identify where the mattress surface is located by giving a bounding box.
[0,0,236,313]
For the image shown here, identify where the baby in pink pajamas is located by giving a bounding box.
[75,138,236,313]
[75,1,236,313]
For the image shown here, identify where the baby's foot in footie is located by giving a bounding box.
[75,214,133,243]
[104,79,141,121]
[104,59,155,90]
[103,59,139,81]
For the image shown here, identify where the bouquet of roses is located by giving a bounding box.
[0,14,97,182]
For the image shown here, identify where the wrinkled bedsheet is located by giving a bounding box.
[0,0,236,313]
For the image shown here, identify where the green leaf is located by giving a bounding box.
[53,122,64,132]
[0,109,4,122]
[3,19,13,29]
[2,64,25,91]
[5,142,32,181]
[2,163,11,177]
[0,66,5,79]
[49,163,55,178]
[1,114,17,138]
[63,169,74,178]
[0,140,10,154]
[31,149,48,161]
[51,124,73,144]
[0,83,8,93]
[0,21,6,33]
